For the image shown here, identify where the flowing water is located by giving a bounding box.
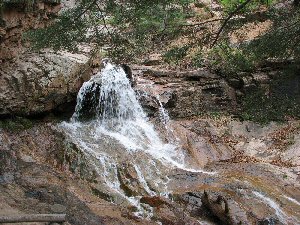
[59,63,206,216]
[59,63,300,222]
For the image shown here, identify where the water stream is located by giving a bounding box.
[59,63,299,222]
[59,63,206,216]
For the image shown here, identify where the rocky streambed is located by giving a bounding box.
[1,1,299,224]
[1,63,300,225]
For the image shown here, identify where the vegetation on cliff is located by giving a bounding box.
[4,0,300,123]
[25,0,299,64]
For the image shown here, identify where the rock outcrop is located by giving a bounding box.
[0,123,139,225]
[134,66,237,118]
[0,51,91,117]
[0,0,62,62]
[0,1,93,117]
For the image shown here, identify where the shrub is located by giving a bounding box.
[208,41,255,77]
[240,74,300,124]
[163,45,190,65]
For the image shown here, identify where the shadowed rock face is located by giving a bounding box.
[133,66,237,119]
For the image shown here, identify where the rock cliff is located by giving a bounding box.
[0,0,93,117]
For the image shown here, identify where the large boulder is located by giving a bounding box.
[0,0,93,117]
[0,51,91,117]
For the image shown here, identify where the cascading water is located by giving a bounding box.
[58,62,300,223]
[59,62,201,216]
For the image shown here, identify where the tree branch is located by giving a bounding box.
[74,0,98,21]
[180,18,225,27]
[0,214,66,223]
[211,0,252,47]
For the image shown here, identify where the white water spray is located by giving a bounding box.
[253,191,299,224]
[59,63,215,217]
[71,63,186,166]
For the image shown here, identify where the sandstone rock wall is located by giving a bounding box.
[0,0,94,117]
[0,50,91,116]
[0,0,62,62]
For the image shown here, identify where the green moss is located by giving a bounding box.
[220,0,273,13]
[191,50,204,68]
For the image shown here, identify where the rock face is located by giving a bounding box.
[0,1,93,117]
[134,66,237,118]
[0,51,91,116]
[0,123,139,225]
[0,0,62,62]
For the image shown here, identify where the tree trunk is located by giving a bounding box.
[0,214,66,223]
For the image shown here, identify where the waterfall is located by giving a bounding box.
[253,191,299,224]
[70,63,183,163]
[59,62,215,217]
[58,62,300,223]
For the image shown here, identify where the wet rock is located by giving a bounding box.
[63,142,98,181]
[201,191,248,225]
[117,162,149,197]
[121,64,136,87]
[136,90,160,117]
[140,196,169,207]
[0,124,139,225]
[258,218,282,225]
[73,79,102,121]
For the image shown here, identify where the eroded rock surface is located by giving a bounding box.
[0,1,62,62]
[0,51,91,116]
[134,65,237,118]
[0,1,94,117]
[0,123,148,225]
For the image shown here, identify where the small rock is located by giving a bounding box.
[252,73,270,84]
[20,154,36,163]
[50,204,67,213]
[140,196,169,207]
[228,78,243,89]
